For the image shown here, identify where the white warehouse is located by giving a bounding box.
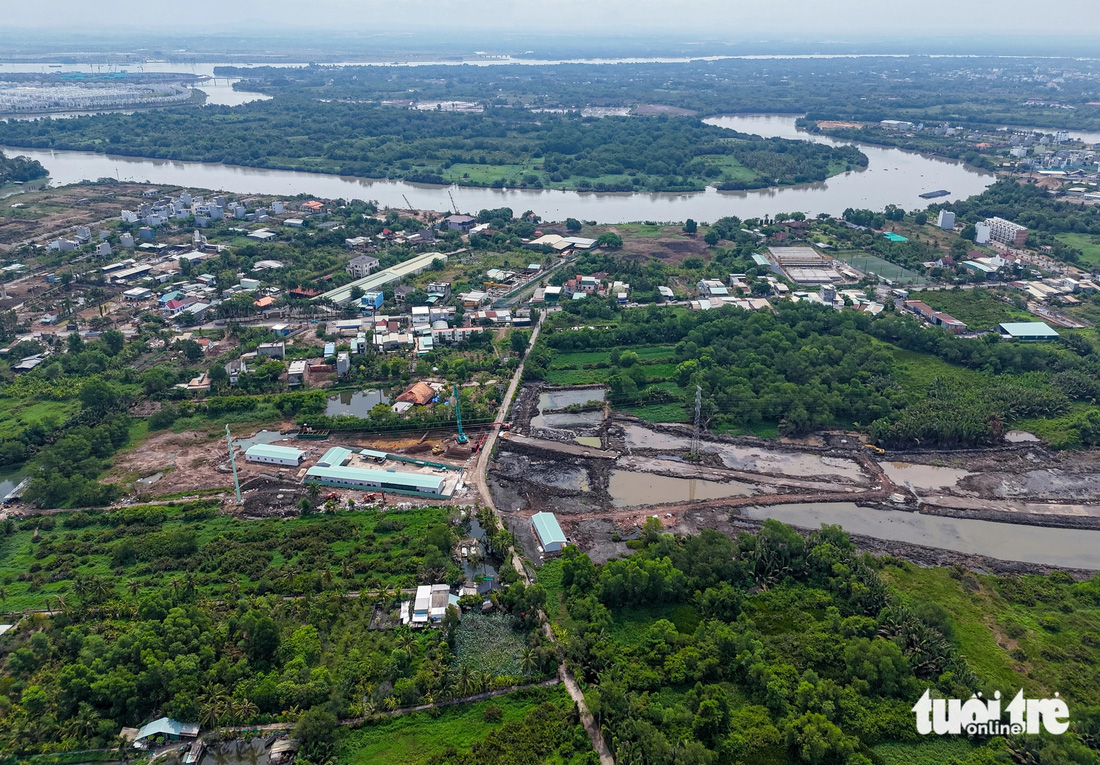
[244,444,306,466]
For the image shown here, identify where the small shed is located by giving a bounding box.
[531,512,567,553]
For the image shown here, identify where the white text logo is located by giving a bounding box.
[913,690,1069,736]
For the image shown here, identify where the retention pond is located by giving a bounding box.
[741,503,1100,569]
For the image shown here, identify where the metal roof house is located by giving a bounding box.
[122,717,199,749]
[317,446,353,467]
[304,465,446,496]
[997,321,1059,341]
[244,444,305,466]
[531,512,567,553]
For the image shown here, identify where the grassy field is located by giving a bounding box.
[882,563,1100,704]
[608,603,701,647]
[0,397,76,439]
[1056,232,1100,268]
[886,346,989,392]
[906,288,1034,329]
[339,685,577,765]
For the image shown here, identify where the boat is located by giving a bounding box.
[919,189,951,199]
[182,739,205,764]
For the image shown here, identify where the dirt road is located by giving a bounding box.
[471,317,616,764]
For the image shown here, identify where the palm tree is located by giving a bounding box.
[307,482,321,499]
[127,579,141,597]
[115,734,133,764]
[519,646,537,675]
[457,664,472,697]
[396,631,417,657]
[235,699,258,724]
[199,701,221,730]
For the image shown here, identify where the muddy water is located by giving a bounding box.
[532,389,606,430]
[882,462,973,491]
[532,410,603,430]
[538,389,606,410]
[620,424,867,482]
[741,503,1100,569]
[232,429,286,449]
[718,447,866,482]
[609,470,755,508]
[1005,430,1040,443]
[325,389,389,417]
[576,436,603,448]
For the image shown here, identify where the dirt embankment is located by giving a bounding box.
[491,391,1100,573]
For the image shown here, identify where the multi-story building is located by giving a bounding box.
[983,217,1029,248]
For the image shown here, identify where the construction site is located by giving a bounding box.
[489,384,1100,575]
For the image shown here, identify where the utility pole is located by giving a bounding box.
[691,385,702,461]
[226,424,242,503]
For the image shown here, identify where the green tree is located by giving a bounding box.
[101,329,125,356]
[597,232,623,249]
[683,218,698,234]
[704,229,720,246]
[565,218,583,232]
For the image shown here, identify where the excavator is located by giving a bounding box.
[862,444,885,455]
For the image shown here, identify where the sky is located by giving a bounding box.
[7,0,1100,41]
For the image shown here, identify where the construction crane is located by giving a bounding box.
[447,190,459,215]
[402,194,413,211]
[453,384,468,444]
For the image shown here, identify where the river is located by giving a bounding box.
[0,114,995,222]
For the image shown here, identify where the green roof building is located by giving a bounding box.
[997,322,1059,341]
[304,465,447,496]
[531,512,567,553]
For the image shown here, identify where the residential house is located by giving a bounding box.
[347,255,381,278]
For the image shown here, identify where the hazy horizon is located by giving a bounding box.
[5,0,1100,49]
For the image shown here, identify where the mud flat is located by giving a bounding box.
[617,422,869,484]
[882,462,973,491]
[609,470,756,508]
[739,502,1100,570]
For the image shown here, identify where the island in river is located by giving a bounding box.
[0,98,866,193]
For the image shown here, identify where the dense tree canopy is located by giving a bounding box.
[0,101,864,192]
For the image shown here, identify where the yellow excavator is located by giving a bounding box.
[862,444,885,455]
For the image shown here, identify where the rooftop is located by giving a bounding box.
[244,444,304,461]
[531,512,567,547]
[305,464,446,491]
[998,321,1059,338]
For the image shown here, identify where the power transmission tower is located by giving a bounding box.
[225,424,242,503]
[691,386,702,461]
